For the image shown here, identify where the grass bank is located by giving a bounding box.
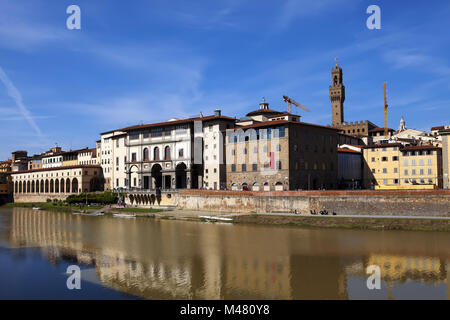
[2,202,103,212]
[232,214,450,232]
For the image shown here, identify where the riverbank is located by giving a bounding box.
[3,204,450,232]
[3,202,103,212]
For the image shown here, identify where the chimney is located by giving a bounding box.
[214,109,221,117]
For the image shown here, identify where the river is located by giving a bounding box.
[0,207,449,300]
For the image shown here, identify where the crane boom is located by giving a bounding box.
[384,83,388,139]
[283,95,311,114]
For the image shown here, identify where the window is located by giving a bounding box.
[153,147,160,160]
[419,159,424,166]
[382,157,388,161]
[371,157,375,162]
[427,159,432,165]
[276,161,282,170]
[131,153,137,162]
[394,179,399,184]
[404,169,408,175]
[179,149,184,158]
[263,146,268,153]
[143,131,149,138]
[164,146,171,160]
[382,168,387,173]
[420,169,424,175]
[403,160,408,166]
[254,147,258,153]
[383,179,388,185]
[394,168,398,173]
[412,169,416,175]
[231,164,236,172]
[242,164,246,172]
[428,168,432,175]
[143,148,149,161]
[277,145,281,151]
[231,149,235,156]
[411,159,416,166]
[129,133,139,140]
[253,163,257,171]
[392,156,398,161]
[151,128,163,137]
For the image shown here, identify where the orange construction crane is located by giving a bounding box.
[283,95,311,115]
[384,82,389,139]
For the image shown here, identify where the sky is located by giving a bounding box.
[0,0,449,159]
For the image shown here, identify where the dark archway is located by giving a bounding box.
[72,178,79,193]
[151,164,162,189]
[66,178,71,193]
[89,177,102,192]
[45,180,49,193]
[175,163,187,189]
[60,179,65,194]
[14,181,18,193]
[40,180,44,193]
[26,181,30,193]
[55,179,59,193]
[50,179,54,193]
[31,181,35,193]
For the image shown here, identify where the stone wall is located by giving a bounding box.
[174,190,450,217]
[13,194,68,203]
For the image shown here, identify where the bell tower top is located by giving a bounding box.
[329,59,345,127]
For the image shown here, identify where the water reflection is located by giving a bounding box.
[2,207,449,299]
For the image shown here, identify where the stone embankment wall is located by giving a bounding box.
[175,190,450,217]
[13,194,68,203]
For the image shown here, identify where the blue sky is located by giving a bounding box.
[0,0,449,159]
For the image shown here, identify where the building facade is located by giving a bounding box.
[363,144,443,189]
[225,118,339,191]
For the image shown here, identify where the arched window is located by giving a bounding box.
[164,146,171,160]
[154,147,160,160]
[143,148,149,161]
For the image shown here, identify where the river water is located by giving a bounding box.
[0,207,449,300]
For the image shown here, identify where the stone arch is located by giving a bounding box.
[50,179,54,193]
[14,181,18,193]
[242,182,248,191]
[231,183,238,191]
[72,178,79,194]
[26,181,30,193]
[40,180,44,193]
[275,181,283,191]
[175,163,187,189]
[45,180,49,193]
[60,179,65,194]
[31,181,35,193]
[263,182,270,191]
[252,182,260,191]
[129,194,134,205]
[55,179,59,193]
[151,164,163,189]
[66,178,71,193]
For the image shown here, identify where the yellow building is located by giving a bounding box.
[363,144,443,189]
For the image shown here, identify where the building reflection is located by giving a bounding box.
[7,208,450,300]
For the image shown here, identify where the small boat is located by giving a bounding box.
[32,207,42,210]
[113,213,136,218]
[200,216,233,223]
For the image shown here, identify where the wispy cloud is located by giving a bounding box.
[0,66,43,137]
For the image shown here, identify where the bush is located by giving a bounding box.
[65,191,118,205]
[46,199,52,203]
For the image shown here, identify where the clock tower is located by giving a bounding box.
[329,59,345,127]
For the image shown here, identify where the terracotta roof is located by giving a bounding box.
[101,114,236,135]
[431,125,445,131]
[438,128,450,134]
[11,165,101,175]
[338,148,361,154]
[223,119,341,132]
[364,143,403,149]
[401,145,441,151]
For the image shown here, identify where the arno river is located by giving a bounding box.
[0,207,449,300]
